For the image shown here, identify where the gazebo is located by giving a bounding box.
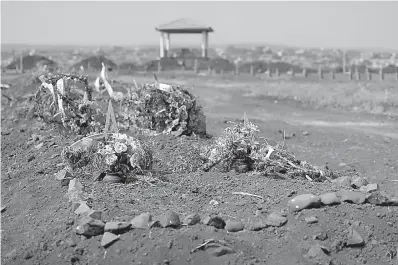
[155,18,214,59]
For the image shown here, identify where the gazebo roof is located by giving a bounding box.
[155,18,214,34]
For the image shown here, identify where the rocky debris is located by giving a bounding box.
[67,179,84,202]
[160,210,180,228]
[183,213,201,226]
[65,238,77,247]
[246,216,269,231]
[130,212,152,229]
[313,228,328,241]
[104,222,132,234]
[265,211,288,227]
[361,183,379,193]
[339,190,366,204]
[101,232,119,248]
[202,216,226,229]
[210,246,235,257]
[351,176,368,189]
[305,216,318,224]
[346,227,364,247]
[333,176,352,188]
[366,191,397,206]
[288,194,321,212]
[76,216,105,237]
[55,169,74,186]
[320,192,341,205]
[303,244,332,265]
[225,220,244,232]
[87,210,102,220]
[74,202,91,215]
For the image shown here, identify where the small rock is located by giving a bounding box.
[210,246,235,257]
[305,216,318,224]
[351,176,368,189]
[313,228,328,241]
[24,251,33,259]
[1,206,6,213]
[365,183,379,193]
[288,194,321,212]
[246,216,269,231]
[183,213,201,226]
[160,210,180,228]
[101,232,119,248]
[225,220,244,232]
[27,155,35,162]
[55,169,73,186]
[76,216,105,237]
[35,143,43,150]
[304,245,332,265]
[339,163,347,167]
[202,216,226,229]
[346,227,364,247]
[209,199,219,206]
[366,191,392,206]
[67,179,84,202]
[74,202,91,215]
[320,192,341,205]
[340,190,366,204]
[104,222,131,233]
[130,212,152,229]
[333,176,352,188]
[265,211,288,227]
[302,131,310,136]
[65,238,76,247]
[87,210,102,220]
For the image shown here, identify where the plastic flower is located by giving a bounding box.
[114,142,127,153]
[104,145,114,155]
[129,154,139,167]
[105,154,118,165]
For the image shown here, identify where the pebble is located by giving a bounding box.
[225,220,244,232]
[24,251,33,259]
[288,194,321,212]
[305,216,318,224]
[101,232,119,248]
[65,238,76,247]
[366,191,391,206]
[210,246,235,257]
[320,192,341,205]
[346,227,364,247]
[104,222,132,233]
[183,213,201,226]
[27,155,35,162]
[333,176,352,188]
[351,176,368,189]
[209,199,219,206]
[55,169,73,186]
[87,210,102,220]
[74,202,91,215]
[313,228,328,241]
[265,211,288,227]
[160,210,180,228]
[246,216,269,231]
[130,212,152,229]
[202,215,226,229]
[76,217,105,237]
[340,190,366,204]
[303,245,332,265]
[365,183,379,193]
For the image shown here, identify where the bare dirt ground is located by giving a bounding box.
[1,73,397,265]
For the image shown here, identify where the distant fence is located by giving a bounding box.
[151,58,398,82]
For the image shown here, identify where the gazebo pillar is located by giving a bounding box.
[159,32,165,58]
[164,33,170,58]
[201,31,208,58]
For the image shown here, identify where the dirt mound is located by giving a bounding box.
[5,55,57,71]
[144,58,181,72]
[72,55,117,71]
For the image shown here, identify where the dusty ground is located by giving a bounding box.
[1,73,398,265]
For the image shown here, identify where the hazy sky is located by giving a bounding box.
[1,1,398,50]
